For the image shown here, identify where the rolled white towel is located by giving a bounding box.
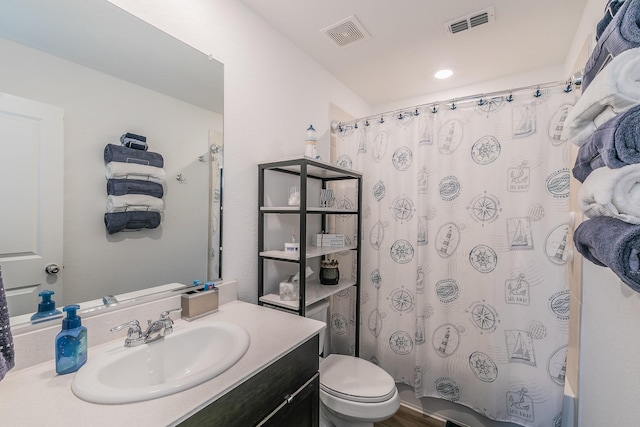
[579,163,640,224]
[562,47,640,146]
[105,162,165,184]
[106,194,164,213]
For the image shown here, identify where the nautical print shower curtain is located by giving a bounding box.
[331,86,575,427]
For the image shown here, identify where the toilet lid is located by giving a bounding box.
[320,354,396,403]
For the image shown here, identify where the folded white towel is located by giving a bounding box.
[562,47,640,146]
[105,162,165,184]
[106,195,164,213]
[579,163,640,224]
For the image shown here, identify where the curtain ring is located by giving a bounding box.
[564,83,573,93]
[414,108,420,116]
[477,98,485,106]
[506,94,514,102]
[380,116,385,124]
[534,88,542,98]
[398,112,404,120]
[354,121,358,129]
[450,101,457,110]
[365,120,370,127]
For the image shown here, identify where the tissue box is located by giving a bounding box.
[279,280,299,301]
[314,234,345,247]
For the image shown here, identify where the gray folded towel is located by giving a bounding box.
[104,144,163,168]
[0,266,15,381]
[573,104,640,182]
[597,0,625,41]
[104,211,162,234]
[583,0,640,91]
[107,179,164,198]
[573,216,640,292]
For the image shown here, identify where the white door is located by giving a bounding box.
[0,92,64,318]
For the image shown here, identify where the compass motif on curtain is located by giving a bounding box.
[467,300,500,333]
[390,239,414,264]
[388,287,414,314]
[467,191,501,225]
[389,330,413,355]
[390,196,415,223]
[471,136,501,165]
[469,351,498,382]
[392,146,413,171]
[331,313,348,335]
[469,244,497,273]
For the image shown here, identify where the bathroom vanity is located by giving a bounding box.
[1,295,324,426]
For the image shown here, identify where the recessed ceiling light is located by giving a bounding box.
[434,69,453,79]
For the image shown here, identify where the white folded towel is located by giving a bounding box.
[106,195,164,213]
[562,47,640,146]
[105,162,165,184]
[579,163,640,224]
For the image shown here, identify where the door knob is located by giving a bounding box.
[45,263,61,275]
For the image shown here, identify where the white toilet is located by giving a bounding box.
[306,299,400,427]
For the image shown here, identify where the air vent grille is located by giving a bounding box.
[449,20,469,34]
[470,12,489,28]
[445,6,495,35]
[321,15,370,48]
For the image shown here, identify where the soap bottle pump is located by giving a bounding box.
[30,290,62,321]
[55,304,88,375]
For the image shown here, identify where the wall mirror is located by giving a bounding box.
[0,0,224,329]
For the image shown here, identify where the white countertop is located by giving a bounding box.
[1,300,324,426]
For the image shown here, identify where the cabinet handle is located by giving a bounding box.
[285,394,294,404]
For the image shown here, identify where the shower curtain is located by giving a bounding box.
[331,86,575,427]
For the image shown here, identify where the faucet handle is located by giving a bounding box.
[159,307,182,320]
[110,320,142,339]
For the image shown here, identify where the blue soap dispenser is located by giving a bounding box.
[55,305,87,375]
[31,290,62,321]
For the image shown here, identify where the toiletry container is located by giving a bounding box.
[30,290,62,321]
[55,304,87,375]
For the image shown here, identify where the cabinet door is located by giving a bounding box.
[259,373,319,427]
[178,336,318,427]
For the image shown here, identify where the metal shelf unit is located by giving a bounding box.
[258,157,362,355]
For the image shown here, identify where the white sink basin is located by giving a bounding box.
[71,320,250,404]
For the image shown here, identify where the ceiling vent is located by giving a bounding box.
[445,6,495,35]
[321,15,370,48]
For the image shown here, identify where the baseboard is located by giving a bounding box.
[397,402,472,427]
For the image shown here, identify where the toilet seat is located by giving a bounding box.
[320,354,396,403]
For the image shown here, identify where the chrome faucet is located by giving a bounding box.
[111,308,182,347]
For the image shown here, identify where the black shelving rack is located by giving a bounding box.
[258,157,362,356]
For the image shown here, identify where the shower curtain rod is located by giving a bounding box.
[335,72,583,129]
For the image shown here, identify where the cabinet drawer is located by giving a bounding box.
[178,335,319,427]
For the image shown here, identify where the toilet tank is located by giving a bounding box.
[305,299,330,356]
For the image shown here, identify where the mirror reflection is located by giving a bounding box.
[0,0,224,327]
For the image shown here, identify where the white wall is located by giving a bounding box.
[107,0,371,303]
[0,37,220,305]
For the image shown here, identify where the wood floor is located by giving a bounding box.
[374,405,445,427]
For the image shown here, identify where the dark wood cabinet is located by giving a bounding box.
[178,335,319,427]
